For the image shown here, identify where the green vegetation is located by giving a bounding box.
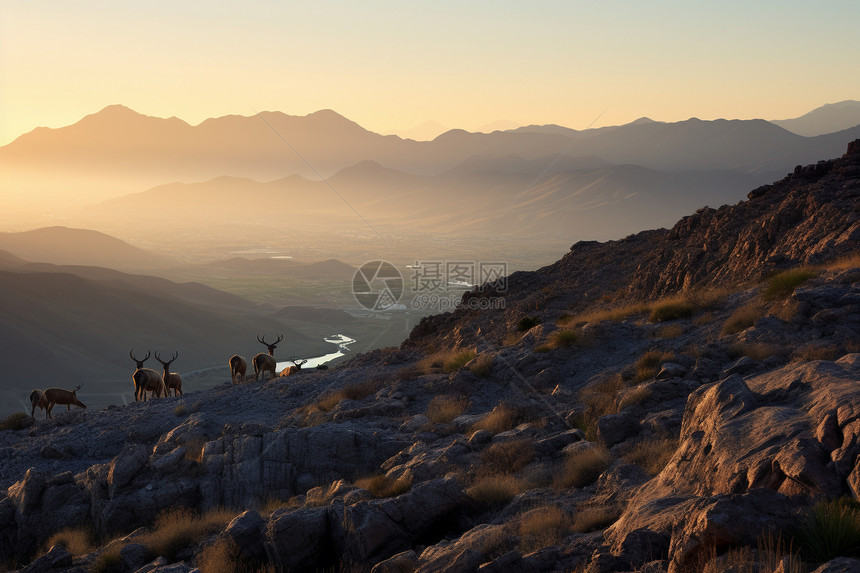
[762,268,818,300]
[517,315,541,332]
[794,498,860,562]
[547,328,581,348]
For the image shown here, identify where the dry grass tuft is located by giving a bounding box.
[519,506,570,552]
[471,404,518,434]
[621,437,677,476]
[722,303,763,335]
[134,507,237,562]
[824,252,860,271]
[649,297,696,322]
[655,324,685,338]
[469,353,495,377]
[466,475,528,510]
[729,342,785,362]
[762,268,818,300]
[634,349,673,382]
[44,526,94,556]
[692,311,715,326]
[443,349,478,373]
[0,412,31,431]
[173,404,188,417]
[517,315,541,332]
[552,446,611,490]
[353,474,412,498]
[546,328,581,349]
[574,375,626,440]
[426,394,470,424]
[792,344,843,362]
[618,385,653,411]
[479,439,535,476]
[571,505,622,533]
[91,546,124,573]
[560,302,651,327]
[315,379,380,412]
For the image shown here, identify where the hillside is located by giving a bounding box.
[772,100,860,137]
[0,227,173,272]
[0,142,858,573]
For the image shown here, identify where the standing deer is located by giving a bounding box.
[38,385,87,419]
[130,349,166,402]
[156,350,183,396]
[229,355,247,384]
[30,389,49,419]
[279,358,307,377]
[253,334,283,381]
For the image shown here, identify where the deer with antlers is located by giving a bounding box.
[279,358,308,377]
[130,349,166,402]
[156,350,183,397]
[253,334,283,381]
[229,355,247,384]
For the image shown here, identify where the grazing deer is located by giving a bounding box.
[130,349,166,402]
[156,350,183,397]
[279,358,308,377]
[253,334,283,381]
[229,355,247,384]
[30,389,49,419]
[41,385,87,419]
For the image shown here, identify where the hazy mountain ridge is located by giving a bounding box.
[771,99,860,136]
[1,142,858,573]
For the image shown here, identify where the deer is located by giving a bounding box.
[279,358,308,377]
[39,385,87,419]
[253,334,283,381]
[130,349,166,402]
[30,389,49,419]
[156,350,183,396]
[229,355,247,384]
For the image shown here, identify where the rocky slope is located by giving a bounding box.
[1,143,859,573]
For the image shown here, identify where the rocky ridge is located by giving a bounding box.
[0,143,859,573]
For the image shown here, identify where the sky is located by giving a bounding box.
[1,0,859,145]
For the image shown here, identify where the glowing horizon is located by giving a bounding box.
[2,1,859,146]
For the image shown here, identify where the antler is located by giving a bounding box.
[258,334,284,346]
[257,334,267,345]
[74,384,82,392]
[129,348,150,362]
[155,350,178,366]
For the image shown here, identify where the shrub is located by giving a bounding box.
[426,395,470,424]
[396,364,422,381]
[762,268,817,300]
[443,349,477,373]
[571,505,621,533]
[315,379,381,413]
[621,437,677,476]
[692,311,715,326]
[353,474,411,498]
[649,298,696,322]
[471,404,518,434]
[173,404,188,417]
[517,316,541,332]
[824,252,860,271]
[0,412,31,431]
[634,349,673,382]
[479,439,535,476]
[469,353,495,377]
[197,538,243,573]
[562,302,651,326]
[44,526,94,556]
[519,506,570,552]
[722,304,763,335]
[792,344,842,362]
[552,446,611,489]
[92,547,124,573]
[135,507,237,562]
[794,498,860,562]
[575,375,626,440]
[547,328,581,349]
[466,475,528,510]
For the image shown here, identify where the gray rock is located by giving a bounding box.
[221,510,266,562]
[19,544,72,573]
[371,550,418,573]
[655,363,686,380]
[596,413,639,447]
[121,543,149,571]
[265,506,330,571]
[721,356,764,377]
[810,557,860,573]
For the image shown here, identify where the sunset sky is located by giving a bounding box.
[2,0,859,145]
